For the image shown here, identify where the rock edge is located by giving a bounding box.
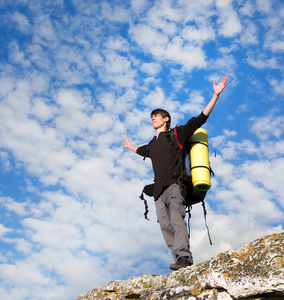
[76,233,284,300]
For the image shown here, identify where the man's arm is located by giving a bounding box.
[123,136,139,153]
[203,76,228,117]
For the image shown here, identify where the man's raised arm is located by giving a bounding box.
[203,76,228,117]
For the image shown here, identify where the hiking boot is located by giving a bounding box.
[169,256,193,271]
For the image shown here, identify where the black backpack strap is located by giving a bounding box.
[185,201,212,245]
[139,192,149,221]
[139,183,154,221]
[201,200,213,245]
[167,127,183,150]
[168,127,187,183]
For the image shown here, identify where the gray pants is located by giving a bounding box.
[155,183,193,263]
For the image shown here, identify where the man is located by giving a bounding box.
[123,76,228,270]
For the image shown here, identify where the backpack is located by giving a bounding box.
[139,127,213,244]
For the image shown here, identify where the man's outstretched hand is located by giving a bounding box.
[213,76,228,96]
[203,75,228,116]
[122,136,138,153]
[122,136,131,149]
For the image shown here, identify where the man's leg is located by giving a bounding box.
[155,184,193,269]
[166,184,193,262]
[155,195,177,261]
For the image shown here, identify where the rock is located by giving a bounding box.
[76,233,284,300]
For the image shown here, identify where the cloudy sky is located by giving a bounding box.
[0,0,283,299]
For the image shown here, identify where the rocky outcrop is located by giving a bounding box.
[76,233,284,300]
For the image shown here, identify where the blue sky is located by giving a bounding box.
[0,0,283,299]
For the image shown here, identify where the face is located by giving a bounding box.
[151,114,169,130]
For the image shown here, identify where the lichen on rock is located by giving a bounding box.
[76,233,284,300]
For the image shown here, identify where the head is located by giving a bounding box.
[150,108,171,131]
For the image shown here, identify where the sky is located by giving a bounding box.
[0,0,283,299]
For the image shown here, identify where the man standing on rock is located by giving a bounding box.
[123,76,228,270]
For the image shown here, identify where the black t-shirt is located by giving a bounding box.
[137,112,208,200]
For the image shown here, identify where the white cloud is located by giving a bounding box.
[148,0,215,25]
[223,129,237,137]
[0,151,11,171]
[181,25,215,44]
[147,0,184,24]
[23,218,82,249]
[99,50,137,88]
[265,31,284,52]
[242,158,284,208]
[180,90,206,115]
[256,0,272,14]
[31,97,56,122]
[0,81,79,184]
[270,78,284,96]
[257,2,284,52]
[236,104,248,113]
[104,36,130,52]
[142,86,167,108]
[208,54,237,75]
[0,223,12,238]
[206,150,284,251]
[3,237,33,255]
[97,90,137,116]
[260,140,284,159]
[33,14,58,45]
[132,24,208,70]
[238,20,259,45]
[88,52,104,67]
[165,37,207,71]
[131,0,149,14]
[140,62,161,76]
[101,2,131,23]
[9,41,31,67]
[0,197,28,216]
[62,157,114,200]
[239,1,256,17]
[130,23,169,52]
[215,0,242,37]
[12,11,31,34]
[55,89,90,135]
[250,113,284,140]
[247,53,279,69]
